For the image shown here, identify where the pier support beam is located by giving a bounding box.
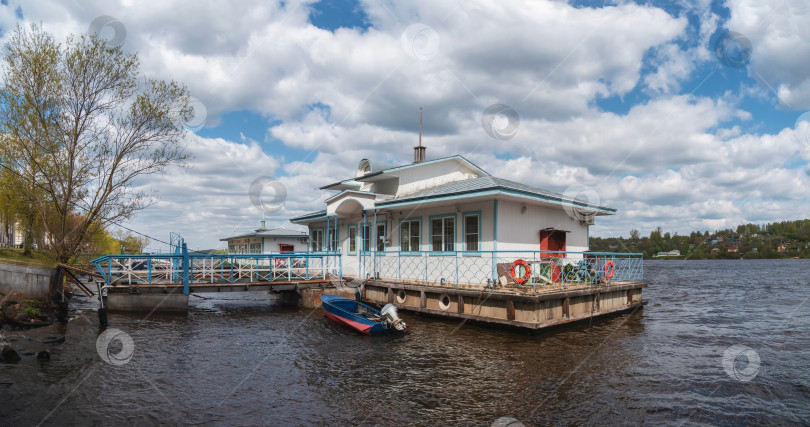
[107,293,189,313]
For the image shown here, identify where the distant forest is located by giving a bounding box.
[590,219,810,259]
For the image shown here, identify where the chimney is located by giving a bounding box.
[413,107,426,163]
[260,220,266,230]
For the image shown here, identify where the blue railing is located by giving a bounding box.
[91,249,342,295]
[359,250,643,292]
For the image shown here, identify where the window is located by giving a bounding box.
[328,229,336,251]
[228,244,236,254]
[431,216,455,251]
[311,229,323,251]
[463,212,480,251]
[362,224,370,252]
[249,243,261,254]
[376,223,386,252]
[348,225,357,254]
[400,219,420,252]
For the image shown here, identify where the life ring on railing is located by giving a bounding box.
[604,260,615,279]
[510,259,531,285]
[274,258,287,268]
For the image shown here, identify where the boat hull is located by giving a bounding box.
[320,295,403,334]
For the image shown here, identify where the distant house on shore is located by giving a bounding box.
[220,221,308,254]
[727,246,739,253]
[655,249,681,257]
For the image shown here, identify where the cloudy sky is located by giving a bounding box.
[2,0,810,251]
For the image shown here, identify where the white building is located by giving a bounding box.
[291,150,615,282]
[0,220,22,248]
[220,221,308,254]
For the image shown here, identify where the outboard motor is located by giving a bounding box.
[380,304,407,331]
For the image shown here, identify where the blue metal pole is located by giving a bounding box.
[182,243,189,295]
[373,210,377,276]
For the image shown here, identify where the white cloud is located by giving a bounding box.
[1,0,808,248]
[725,0,810,109]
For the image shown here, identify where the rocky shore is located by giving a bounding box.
[0,293,55,328]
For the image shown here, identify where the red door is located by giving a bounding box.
[539,230,566,256]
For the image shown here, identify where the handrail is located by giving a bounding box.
[91,251,343,295]
[359,249,643,293]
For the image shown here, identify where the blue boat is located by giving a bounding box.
[320,295,408,334]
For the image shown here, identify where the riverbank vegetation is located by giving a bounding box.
[0,24,191,263]
[591,219,810,259]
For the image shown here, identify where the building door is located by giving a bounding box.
[539,229,566,256]
[279,244,294,254]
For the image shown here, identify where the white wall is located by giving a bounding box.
[262,237,306,252]
[496,200,589,253]
[393,160,482,197]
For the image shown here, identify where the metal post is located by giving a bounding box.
[492,200,498,285]
[182,243,190,295]
[373,210,377,277]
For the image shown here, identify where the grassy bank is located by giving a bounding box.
[0,248,59,268]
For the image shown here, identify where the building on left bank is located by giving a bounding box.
[220,220,309,254]
[0,220,23,248]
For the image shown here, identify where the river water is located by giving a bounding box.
[1,259,809,426]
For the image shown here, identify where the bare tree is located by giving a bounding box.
[0,25,192,262]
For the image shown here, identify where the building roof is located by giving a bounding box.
[320,155,488,190]
[375,176,616,214]
[289,209,327,223]
[220,227,308,241]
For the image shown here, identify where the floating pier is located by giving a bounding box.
[362,280,646,330]
[358,250,645,330]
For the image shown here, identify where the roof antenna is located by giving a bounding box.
[414,107,426,163]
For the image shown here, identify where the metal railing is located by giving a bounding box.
[360,250,643,292]
[91,251,342,294]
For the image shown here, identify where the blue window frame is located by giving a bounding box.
[399,217,421,252]
[429,213,456,252]
[462,211,481,252]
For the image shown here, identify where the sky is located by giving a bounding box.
[1,0,810,251]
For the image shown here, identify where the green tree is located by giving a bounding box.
[0,25,192,262]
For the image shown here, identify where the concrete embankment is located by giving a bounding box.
[0,262,61,301]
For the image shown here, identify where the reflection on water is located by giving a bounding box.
[1,260,809,425]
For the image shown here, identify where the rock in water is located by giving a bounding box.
[43,335,65,344]
[1,345,21,363]
[36,350,50,361]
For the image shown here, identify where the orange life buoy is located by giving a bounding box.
[510,259,531,285]
[604,260,615,279]
[274,258,287,268]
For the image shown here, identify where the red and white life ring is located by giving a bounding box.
[604,260,615,279]
[510,259,531,285]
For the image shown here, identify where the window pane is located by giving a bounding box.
[376,224,385,251]
[444,218,454,251]
[362,225,370,251]
[349,227,356,252]
[406,220,419,251]
[431,219,442,251]
[465,215,479,251]
[400,222,409,251]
